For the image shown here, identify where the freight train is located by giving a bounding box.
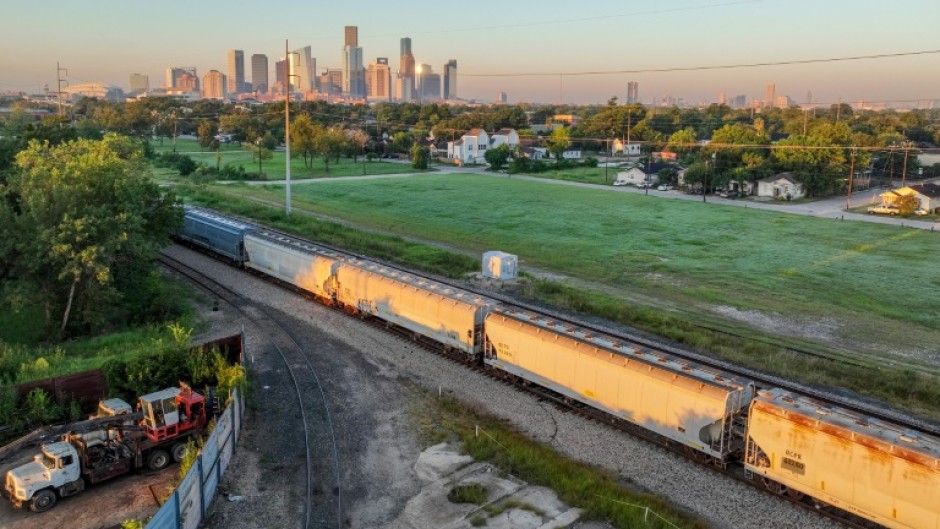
[177,206,940,529]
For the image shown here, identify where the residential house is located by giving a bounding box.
[757,173,805,199]
[615,162,686,186]
[909,183,940,212]
[880,183,940,213]
[491,128,520,148]
[611,138,642,156]
[521,146,549,160]
[447,128,489,164]
[446,128,520,165]
[562,147,582,160]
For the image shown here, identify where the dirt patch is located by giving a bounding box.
[713,305,841,341]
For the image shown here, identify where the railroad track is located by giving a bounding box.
[157,254,343,529]
[165,241,867,529]
[236,221,938,438]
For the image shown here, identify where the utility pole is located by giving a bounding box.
[803,108,808,136]
[846,149,856,211]
[284,39,292,216]
[56,62,68,117]
[901,143,910,188]
[835,97,841,123]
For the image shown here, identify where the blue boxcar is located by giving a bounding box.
[178,207,257,262]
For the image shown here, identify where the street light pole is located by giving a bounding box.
[846,149,856,211]
[284,39,292,216]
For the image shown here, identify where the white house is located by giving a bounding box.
[447,128,489,164]
[614,162,685,186]
[446,128,520,165]
[611,138,642,157]
[521,146,549,160]
[757,173,805,199]
[562,147,582,160]
[491,128,520,148]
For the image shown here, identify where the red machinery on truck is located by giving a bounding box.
[3,384,208,512]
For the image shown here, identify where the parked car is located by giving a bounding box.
[867,205,900,216]
[636,182,651,189]
[914,209,929,216]
[657,185,673,191]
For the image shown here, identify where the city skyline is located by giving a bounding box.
[1,0,939,104]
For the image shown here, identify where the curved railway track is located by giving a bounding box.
[157,254,343,529]
[169,241,871,529]
[173,208,940,529]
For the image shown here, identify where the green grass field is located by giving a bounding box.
[517,166,620,185]
[187,175,940,417]
[152,138,428,180]
[208,174,940,357]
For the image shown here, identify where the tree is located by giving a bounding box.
[197,119,218,152]
[545,127,571,161]
[484,144,512,171]
[291,115,319,168]
[411,144,429,170]
[345,129,369,162]
[666,127,697,154]
[0,134,181,334]
[315,127,346,173]
[895,194,920,216]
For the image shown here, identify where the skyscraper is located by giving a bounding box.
[176,72,199,93]
[627,81,638,104]
[251,54,268,94]
[129,73,149,93]
[345,26,358,48]
[227,50,245,94]
[166,67,197,89]
[343,45,365,98]
[422,68,441,101]
[290,46,316,93]
[397,37,415,101]
[203,70,227,100]
[416,64,431,100]
[497,91,508,104]
[342,27,365,98]
[765,83,776,108]
[367,58,391,101]
[274,59,288,94]
[443,60,457,100]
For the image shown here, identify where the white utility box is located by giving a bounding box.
[482,251,518,280]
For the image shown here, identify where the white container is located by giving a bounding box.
[482,251,518,280]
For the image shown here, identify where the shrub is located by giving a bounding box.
[583,157,598,168]
[23,388,61,427]
[448,484,488,505]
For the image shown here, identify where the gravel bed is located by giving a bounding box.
[165,244,842,529]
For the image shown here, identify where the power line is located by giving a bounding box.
[461,49,940,77]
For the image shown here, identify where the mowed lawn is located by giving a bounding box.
[214,174,940,358]
[152,138,426,179]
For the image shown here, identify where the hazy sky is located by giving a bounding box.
[2,0,938,104]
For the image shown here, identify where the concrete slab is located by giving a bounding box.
[413,442,474,483]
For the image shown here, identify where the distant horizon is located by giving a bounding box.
[2,0,938,105]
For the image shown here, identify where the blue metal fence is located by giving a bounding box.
[145,388,242,529]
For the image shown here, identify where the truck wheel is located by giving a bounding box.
[147,449,171,471]
[30,489,57,512]
[171,441,188,463]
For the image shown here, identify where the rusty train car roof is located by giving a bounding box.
[754,388,940,468]
[489,306,753,393]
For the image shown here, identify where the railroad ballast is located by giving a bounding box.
[177,206,940,529]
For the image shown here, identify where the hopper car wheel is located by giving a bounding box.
[786,489,805,500]
[172,441,188,463]
[29,489,57,512]
[148,449,171,471]
[762,478,787,495]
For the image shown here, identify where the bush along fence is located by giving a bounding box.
[145,387,243,529]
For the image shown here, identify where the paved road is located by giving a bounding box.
[235,167,940,231]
